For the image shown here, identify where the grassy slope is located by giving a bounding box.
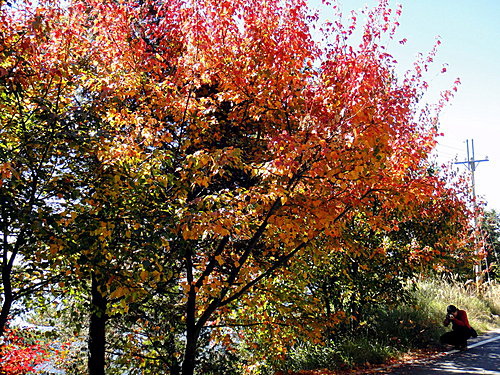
[275,278,500,374]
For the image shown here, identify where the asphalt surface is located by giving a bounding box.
[372,329,500,374]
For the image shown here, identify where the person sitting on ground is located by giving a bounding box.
[439,304,472,350]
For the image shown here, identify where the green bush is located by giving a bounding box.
[271,338,396,373]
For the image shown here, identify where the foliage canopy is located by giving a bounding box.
[0,0,477,373]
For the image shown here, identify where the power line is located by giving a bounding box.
[438,143,467,152]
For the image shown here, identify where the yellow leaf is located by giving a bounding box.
[110,286,128,299]
[50,243,59,255]
[215,255,223,265]
[152,271,161,282]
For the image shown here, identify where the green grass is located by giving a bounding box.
[415,278,500,333]
[270,338,398,373]
[272,278,500,374]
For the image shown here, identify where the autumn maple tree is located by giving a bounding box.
[0,0,477,374]
[0,325,68,375]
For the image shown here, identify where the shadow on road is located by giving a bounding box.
[367,330,500,375]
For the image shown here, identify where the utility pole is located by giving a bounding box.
[454,139,489,202]
[454,139,489,282]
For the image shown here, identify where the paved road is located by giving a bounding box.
[372,330,500,374]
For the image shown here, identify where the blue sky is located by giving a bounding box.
[308,0,500,212]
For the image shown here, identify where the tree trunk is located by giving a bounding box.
[182,327,199,375]
[0,271,13,337]
[0,212,15,337]
[0,274,13,366]
[88,273,107,375]
[182,249,201,375]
